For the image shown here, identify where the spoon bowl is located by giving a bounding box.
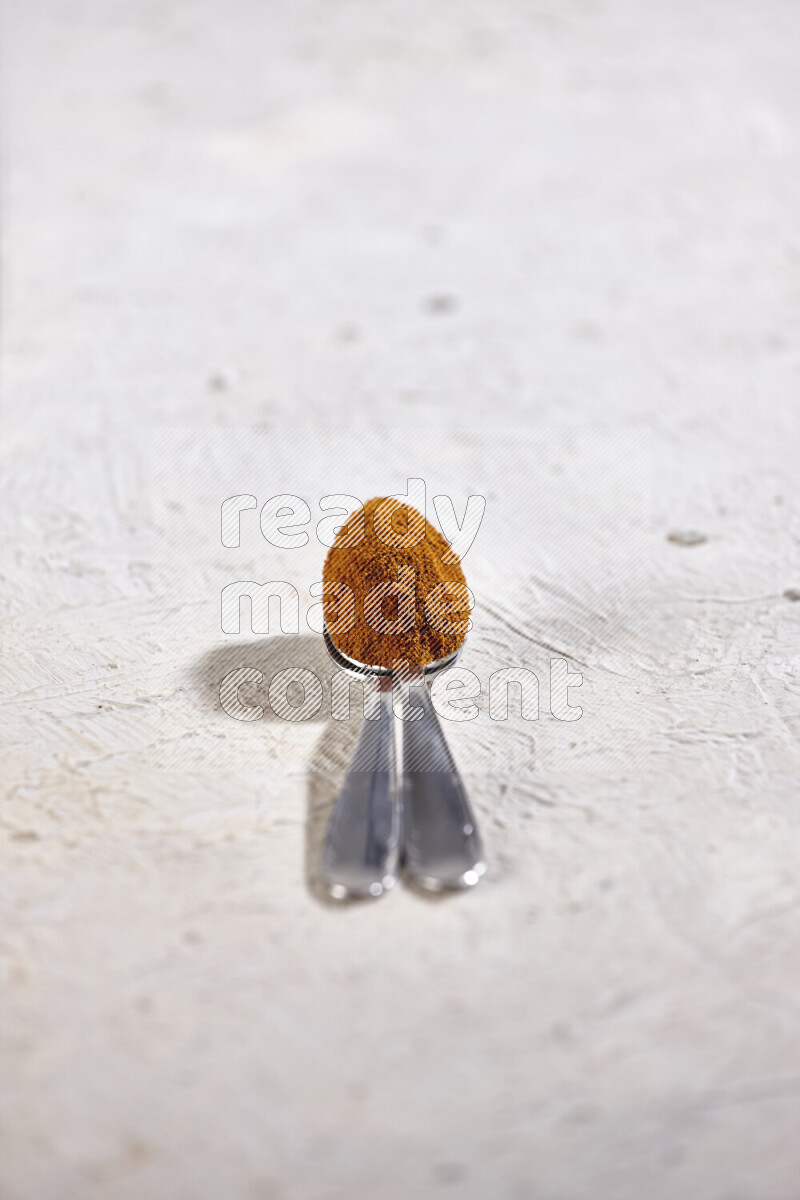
[322,624,463,680]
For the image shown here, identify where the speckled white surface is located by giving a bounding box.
[1,3,799,1199]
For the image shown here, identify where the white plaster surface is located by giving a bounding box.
[1,3,799,1198]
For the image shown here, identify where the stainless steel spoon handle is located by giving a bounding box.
[321,679,400,900]
[401,683,485,891]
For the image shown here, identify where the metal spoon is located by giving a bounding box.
[321,626,485,899]
[400,664,486,892]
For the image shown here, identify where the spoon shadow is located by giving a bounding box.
[190,634,333,722]
[190,634,459,906]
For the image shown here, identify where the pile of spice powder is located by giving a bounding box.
[322,497,471,669]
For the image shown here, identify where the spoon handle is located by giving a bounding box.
[321,679,400,899]
[401,683,485,890]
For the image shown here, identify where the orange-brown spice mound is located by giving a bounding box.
[322,497,470,669]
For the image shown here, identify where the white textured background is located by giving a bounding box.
[1,3,799,1199]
